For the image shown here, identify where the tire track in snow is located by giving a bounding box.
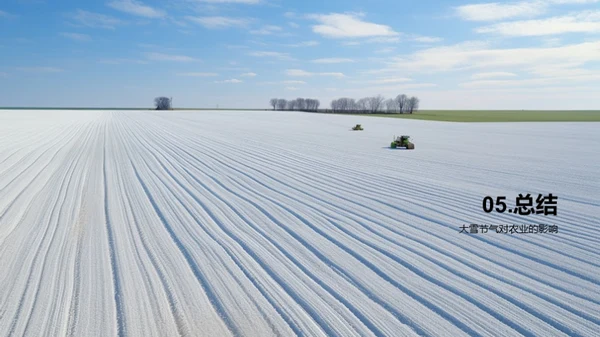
[125,114,416,337]
[1,110,598,337]
[103,118,127,337]
[127,156,238,337]
[6,122,94,337]
[130,111,599,336]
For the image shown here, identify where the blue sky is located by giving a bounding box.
[1,0,599,109]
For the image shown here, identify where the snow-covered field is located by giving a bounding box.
[0,109,598,337]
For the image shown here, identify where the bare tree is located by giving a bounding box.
[154,97,172,110]
[365,95,385,113]
[305,98,320,111]
[286,100,297,111]
[328,94,419,114]
[296,98,306,111]
[395,94,407,113]
[407,97,420,114]
[270,98,278,110]
[276,99,287,110]
[356,98,368,111]
[385,98,397,113]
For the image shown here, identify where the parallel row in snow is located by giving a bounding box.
[0,110,598,337]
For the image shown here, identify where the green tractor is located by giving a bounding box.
[352,124,364,131]
[391,135,415,150]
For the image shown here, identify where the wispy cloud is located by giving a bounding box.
[0,10,13,18]
[360,77,413,84]
[145,52,200,62]
[248,51,293,60]
[476,10,600,36]
[215,78,243,83]
[240,72,257,77]
[177,72,219,76]
[16,67,64,73]
[107,0,166,18]
[284,40,320,47]
[455,1,546,21]
[412,36,443,43]
[250,25,282,35]
[461,72,600,89]
[282,80,306,84]
[311,58,355,64]
[59,32,91,41]
[471,72,518,80]
[308,13,399,39]
[68,9,123,29]
[455,0,600,22]
[286,69,345,78]
[375,47,396,54]
[99,58,149,65]
[186,16,252,29]
[383,40,600,81]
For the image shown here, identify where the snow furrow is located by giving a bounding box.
[0,110,598,337]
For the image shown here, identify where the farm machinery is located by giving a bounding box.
[352,124,364,131]
[391,135,415,150]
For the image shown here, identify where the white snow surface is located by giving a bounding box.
[0,109,598,337]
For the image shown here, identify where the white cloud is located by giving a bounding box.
[145,52,200,62]
[456,2,546,21]
[285,69,312,76]
[364,78,413,84]
[476,11,600,36]
[250,25,282,35]
[471,72,518,79]
[456,0,600,22]
[461,72,600,88]
[177,72,219,76]
[387,40,600,74]
[289,22,299,28]
[68,9,123,29]
[16,67,64,73]
[546,0,600,4]
[285,86,299,91]
[107,0,166,18]
[186,16,252,29]
[285,40,319,47]
[309,13,399,39]
[248,51,293,60]
[412,36,443,43]
[215,79,243,83]
[286,69,345,78]
[99,58,149,65]
[311,58,355,64]
[59,32,91,41]
[282,80,306,84]
[374,47,396,54]
[240,72,257,77]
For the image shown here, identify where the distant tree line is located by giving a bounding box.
[330,94,420,114]
[270,98,321,112]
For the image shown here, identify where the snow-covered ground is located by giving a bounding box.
[0,109,598,337]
